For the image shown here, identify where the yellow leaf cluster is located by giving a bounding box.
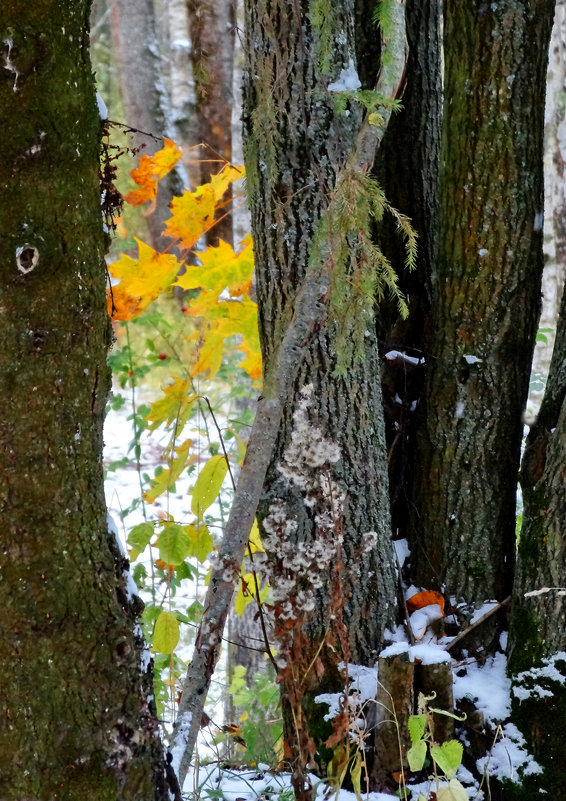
[179,237,262,381]
[143,439,193,503]
[164,165,244,251]
[145,378,197,433]
[108,239,182,322]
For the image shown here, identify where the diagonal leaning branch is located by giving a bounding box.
[170,1,408,785]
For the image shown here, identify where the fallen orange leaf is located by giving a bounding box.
[406,590,445,615]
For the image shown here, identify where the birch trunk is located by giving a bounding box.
[108,0,183,249]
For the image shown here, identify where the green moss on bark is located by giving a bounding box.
[0,3,174,799]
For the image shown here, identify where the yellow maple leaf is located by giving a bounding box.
[125,138,183,211]
[107,239,182,321]
[164,165,244,251]
[145,377,198,432]
[144,439,193,503]
[190,328,225,379]
[176,236,254,305]
[214,297,262,379]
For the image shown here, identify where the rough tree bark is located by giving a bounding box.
[171,1,407,789]
[107,0,183,249]
[0,3,178,799]
[507,282,566,798]
[243,1,406,794]
[411,0,555,605]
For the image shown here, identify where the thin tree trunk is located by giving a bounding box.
[506,283,566,798]
[375,0,441,544]
[0,4,177,799]
[168,0,193,152]
[186,0,236,245]
[108,0,183,249]
[411,0,555,606]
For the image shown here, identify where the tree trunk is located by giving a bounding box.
[108,0,184,249]
[0,4,177,799]
[242,0,399,788]
[186,0,236,245]
[507,282,566,797]
[375,0,441,544]
[411,0,555,606]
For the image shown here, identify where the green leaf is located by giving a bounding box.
[175,560,196,580]
[408,714,427,745]
[350,750,363,801]
[127,522,154,558]
[186,523,214,563]
[430,741,463,780]
[191,454,228,516]
[157,524,192,565]
[152,610,180,654]
[407,740,427,772]
[436,779,469,801]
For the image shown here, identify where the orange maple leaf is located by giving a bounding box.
[125,138,183,212]
[406,590,445,615]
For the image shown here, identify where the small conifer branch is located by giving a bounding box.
[170,2,409,785]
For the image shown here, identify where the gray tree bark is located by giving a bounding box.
[411,0,555,606]
[0,3,178,799]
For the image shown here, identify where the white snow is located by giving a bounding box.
[170,710,193,778]
[184,764,395,801]
[315,663,379,721]
[394,538,410,568]
[512,651,566,701]
[327,59,362,92]
[96,92,108,120]
[384,350,425,366]
[409,604,444,641]
[470,601,499,624]
[379,640,450,665]
[463,354,483,365]
[476,722,543,782]
[453,651,510,724]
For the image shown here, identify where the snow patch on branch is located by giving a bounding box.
[170,711,193,778]
[328,59,361,92]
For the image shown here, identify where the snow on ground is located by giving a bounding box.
[185,764,397,801]
[103,401,541,800]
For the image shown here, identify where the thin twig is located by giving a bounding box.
[443,597,511,652]
[201,395,278,672]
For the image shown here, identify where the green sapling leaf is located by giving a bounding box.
[407,739,427,772]
[430,740,463,780]
[408,714,427,744]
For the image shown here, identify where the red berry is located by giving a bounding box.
[181,306,188,313]
[158,352,167,360]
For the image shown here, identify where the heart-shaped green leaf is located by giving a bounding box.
[430,740,463,780]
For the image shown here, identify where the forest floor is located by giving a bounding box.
[103,401,538,801]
